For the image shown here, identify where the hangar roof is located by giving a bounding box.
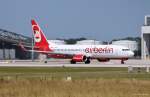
[0,29,32,45]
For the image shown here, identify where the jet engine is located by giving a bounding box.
[72,54,86,62]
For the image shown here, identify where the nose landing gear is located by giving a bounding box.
[121,60,125,64]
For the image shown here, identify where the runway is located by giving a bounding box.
[0,59,150,67]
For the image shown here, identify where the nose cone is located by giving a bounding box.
[129,51,134,57]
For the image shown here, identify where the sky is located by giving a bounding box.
[0,0,150,41]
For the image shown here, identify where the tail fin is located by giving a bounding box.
[31,19,52,51]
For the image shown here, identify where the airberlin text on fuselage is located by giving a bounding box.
[85,47,113,53]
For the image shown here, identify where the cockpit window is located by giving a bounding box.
[122,49,130,51]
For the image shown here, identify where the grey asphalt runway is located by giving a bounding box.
[0,59,150,67]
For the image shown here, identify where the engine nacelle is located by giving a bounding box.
[72,54,86,62]
[97,58,110,62]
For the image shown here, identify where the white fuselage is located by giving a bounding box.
[49,43,134,59]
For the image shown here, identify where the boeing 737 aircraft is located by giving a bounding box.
[21,19,134,64]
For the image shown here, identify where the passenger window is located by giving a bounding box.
[122,49,130,51]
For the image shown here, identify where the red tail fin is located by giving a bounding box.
[31,19,51,51]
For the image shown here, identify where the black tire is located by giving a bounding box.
[44,61,47,63]
[70,60,76,64]
[121,60,124,64]
[85,60,90,64]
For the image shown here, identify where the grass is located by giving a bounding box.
[0,67,149,79]
[0,79,150,97]
[0,67,127,73]
[0,67,150,97]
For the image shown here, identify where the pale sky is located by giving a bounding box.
[0,0,150,41]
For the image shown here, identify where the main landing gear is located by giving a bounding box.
[70,57,91,64]
[70,60,76,64]
[84,57,90,64]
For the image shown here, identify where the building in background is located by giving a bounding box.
[141,15,150,60]
[111,40,138,52]
[0,29,33,59]
[76,40,102,45]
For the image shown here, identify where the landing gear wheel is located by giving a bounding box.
[44,61,47,63]
[85,59,90,64]
[70,60,76,64]
[85,57,90,64]
[121,60,124,64]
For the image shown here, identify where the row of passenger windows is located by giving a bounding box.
[122,49,130,51]
[53,49,84,51]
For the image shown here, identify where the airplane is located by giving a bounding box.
[21,19,134,64]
